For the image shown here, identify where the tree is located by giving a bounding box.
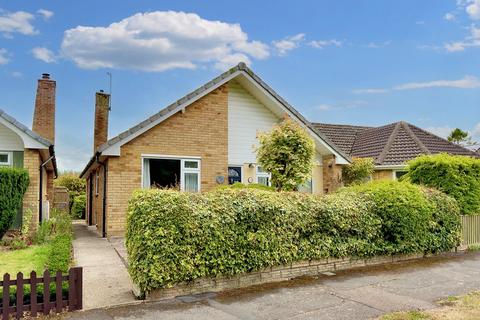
[342,157,375,186]
[256,118,315,191]
[54,173,86,215]
[447,128,476,146]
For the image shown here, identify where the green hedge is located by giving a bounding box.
[126,182,461,293]
[71,194,86,219]
[0,168,29,238]
[404,154,480,215]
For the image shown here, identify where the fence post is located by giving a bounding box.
[55,271,62,313]
[2,273,10,320]
[15,272,23,319]
[43,270,50,315]
[30,271,37,317]
[76,268,83,310]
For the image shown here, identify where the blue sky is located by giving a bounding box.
[0,0,479,171]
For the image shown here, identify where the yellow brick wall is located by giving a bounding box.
[105,85,229,236]
[322,155,343,194]
[372,170,394,181]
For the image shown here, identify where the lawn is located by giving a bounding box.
[380,291,480,320]
[0,244,50,276]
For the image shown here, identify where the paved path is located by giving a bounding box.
[72,222,136,310]
[64,251,480,319]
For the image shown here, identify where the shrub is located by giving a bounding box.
[126,183,460,293]
[256,118,315,191]
[404,154,480,215]
[71,194,86,219]
[217,182,275,192]
[342,157,375,186]
[54,173,86,214]
[0,168,29,239]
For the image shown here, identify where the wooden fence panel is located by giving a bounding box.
[0,267,82,319]
[461,215,480,246]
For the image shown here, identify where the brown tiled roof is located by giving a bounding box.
[313,121,478,165]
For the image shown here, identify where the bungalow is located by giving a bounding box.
[80,63,350,237]
[314,121,478,180]
[0,73,57,229]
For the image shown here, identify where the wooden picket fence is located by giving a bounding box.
[1,267,82,319]
[461,215,480,247]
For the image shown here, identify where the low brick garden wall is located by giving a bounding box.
[147,251,456,300]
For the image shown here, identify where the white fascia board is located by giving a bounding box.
[0,117,49,149]
[101,71,243,156]
[237,72,349,164]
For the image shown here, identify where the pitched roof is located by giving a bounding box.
[314,121,478,166]
[81,63,350,177]
[0,108,52,147]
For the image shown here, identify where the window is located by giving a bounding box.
[256,166,271,186]
[0,152,12,166]
[143,157,200,192]
[394,170,407,180]
[228,166,242,184]
[95,171,99,196]
[298,178,313,193]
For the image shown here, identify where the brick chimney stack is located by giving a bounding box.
[94,90,110,152]
[32,73,56,144]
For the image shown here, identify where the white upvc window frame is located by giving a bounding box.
[256,165,271,186]
[0,151,12,166]
[141,154,201,192]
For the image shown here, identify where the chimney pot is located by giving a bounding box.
[99,89,104,93]
[42,73,50,79]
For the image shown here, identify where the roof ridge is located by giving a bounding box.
[402,121,430,154]
[312,122,373,129]
[376,122,401,165]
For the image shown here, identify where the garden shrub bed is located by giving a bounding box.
[126,181,461,294]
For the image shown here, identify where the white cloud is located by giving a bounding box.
[272,33,305,56]
[466,0,480,19]
[352,88,388,94]
[366,40,391,48]
[354,75,480,93]
[308,39,342,49]
[37,9,54,21]
[0,48,9,64]
[0,10,37,37]
[61,11,269,72]
[425,126,454,138]
[32,47,56,63]
[444,12,456,21]
[394,75,480,90]
[445,25,480,51]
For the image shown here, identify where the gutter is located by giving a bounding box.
[38,145,57,223]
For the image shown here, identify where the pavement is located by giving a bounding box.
[72,221,136,310]
[63,250,480,320]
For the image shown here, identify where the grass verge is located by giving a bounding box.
[0,245,50,275]
[380,291,480,320]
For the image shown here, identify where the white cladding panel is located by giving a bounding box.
[0,122,23,151]
[228,81,280,164]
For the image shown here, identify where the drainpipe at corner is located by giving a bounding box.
[95,153,108,238]
[39,145,57,223]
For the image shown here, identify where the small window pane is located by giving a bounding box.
[184,172,199,192]
[395,171,407,180]
[298,179,312,193]
[184,161,199,169]
[258,176,269,186]
[0,154,8,163]
[257,166,267,173]
[228,166,242,184]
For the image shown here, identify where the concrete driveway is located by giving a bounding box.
[65,251,480,320]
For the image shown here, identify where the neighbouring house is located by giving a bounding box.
[313,121,478,180]
[0,73,58,230]
[80,63,351,237]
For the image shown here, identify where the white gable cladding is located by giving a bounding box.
[228,81,279,164]
[0,122,24,151]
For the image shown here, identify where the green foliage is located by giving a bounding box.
[71,194,86,219]
[404,154,480,215]
[21,208,33,236]
[0,168,29,239]
[256,118,315,191]
[447,128,476,146]
[126,183,460,293]
[342,157,375,186]
[54,173,86,215]
[217,182,275,191]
